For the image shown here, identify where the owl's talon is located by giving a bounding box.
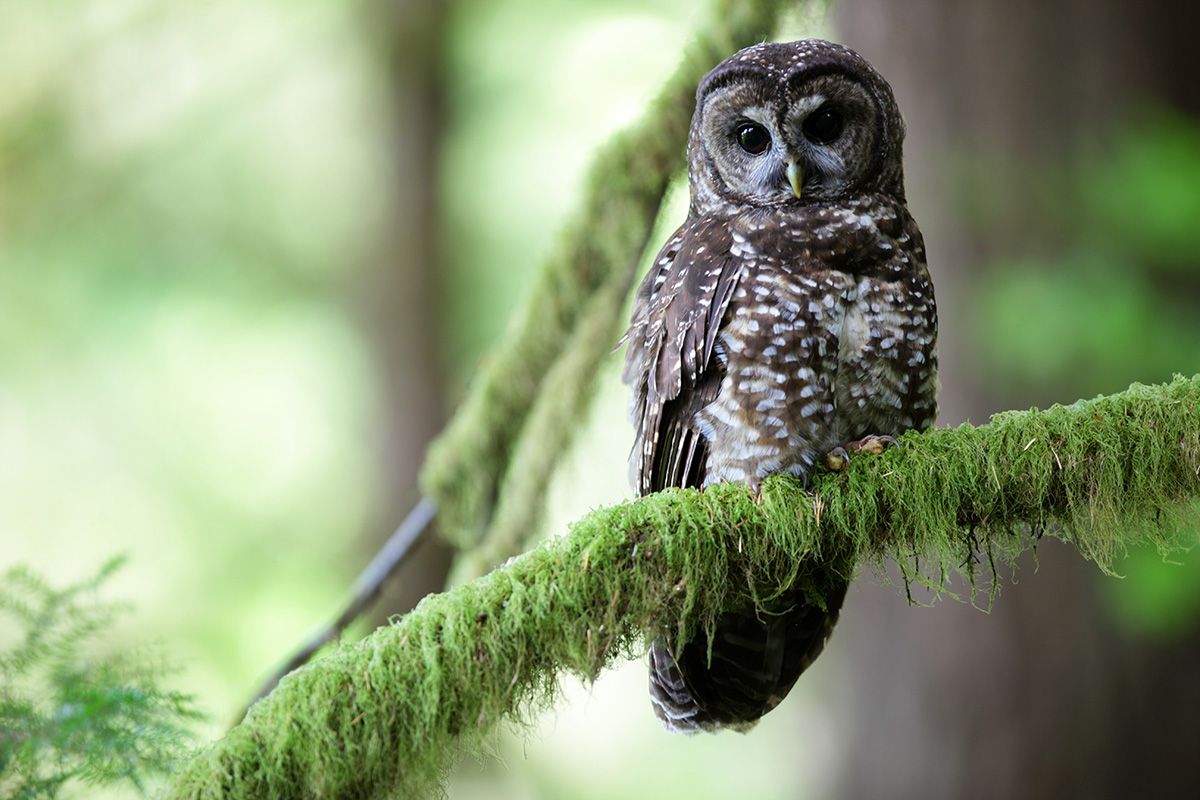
[846,434,898,456]
[826,436,896,470]
[824,446,850,471]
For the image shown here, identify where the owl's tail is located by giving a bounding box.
[648,578,849,733]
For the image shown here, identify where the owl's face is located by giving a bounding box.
[688,40,905,212]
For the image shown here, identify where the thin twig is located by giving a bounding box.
[236,498,438,722]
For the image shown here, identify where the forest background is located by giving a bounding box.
[2,0,1199,797]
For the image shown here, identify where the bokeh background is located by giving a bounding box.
[2,0,1199,797]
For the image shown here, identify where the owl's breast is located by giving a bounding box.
[693,204,937,486]
[695,266,851,485]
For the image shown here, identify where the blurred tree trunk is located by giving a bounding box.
[352,0,453,620]
[831,1,1200,797]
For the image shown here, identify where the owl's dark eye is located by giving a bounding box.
[735,121,771,155]
[802,106,844,144]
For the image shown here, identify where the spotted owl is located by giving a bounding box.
[622,39,938,732]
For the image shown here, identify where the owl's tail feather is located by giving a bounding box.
[648,579,849,733]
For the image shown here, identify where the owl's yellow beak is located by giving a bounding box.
[786,160,803,199]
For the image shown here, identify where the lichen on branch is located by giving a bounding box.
[166,375,1200,800]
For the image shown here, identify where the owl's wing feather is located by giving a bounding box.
[625,213,851,733]
[623,216,741,495]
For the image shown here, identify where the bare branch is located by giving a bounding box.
[236,498,437,721]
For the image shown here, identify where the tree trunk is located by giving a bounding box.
[832,2,1200,797]
[352,0,452,620]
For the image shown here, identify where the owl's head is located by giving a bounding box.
[688,39,905,213]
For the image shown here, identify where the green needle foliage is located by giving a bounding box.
[166,376,1200,800]
[0,559,200,799]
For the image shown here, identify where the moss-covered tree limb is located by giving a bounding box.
[166,376,1200,800]
[420,0,789,550]
[450,276,635,583]
[237,0,810,706]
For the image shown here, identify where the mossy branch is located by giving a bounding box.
[236,0,806,709]
[449,277,635,583]
[166,376,1200,800]
[420,0,788,551]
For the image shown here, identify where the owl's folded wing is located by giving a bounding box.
[621,216,743,495]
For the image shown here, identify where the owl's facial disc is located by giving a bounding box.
[698,71,884,207]
[784,75,880,201]
[698,81,796,206]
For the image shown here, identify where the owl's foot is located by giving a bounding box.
[824,446,851,472]
[847,434,898,456]
[824,435,898,471]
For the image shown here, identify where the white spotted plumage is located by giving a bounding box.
[621,39,938,732]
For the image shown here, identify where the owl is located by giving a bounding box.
[622,39,938,732]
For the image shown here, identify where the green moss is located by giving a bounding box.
[450,276,634,583]
[166,376,1200,800]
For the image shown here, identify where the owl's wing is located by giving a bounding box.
[622,217,742,495]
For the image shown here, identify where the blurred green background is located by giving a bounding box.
[2,0,1198,798]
